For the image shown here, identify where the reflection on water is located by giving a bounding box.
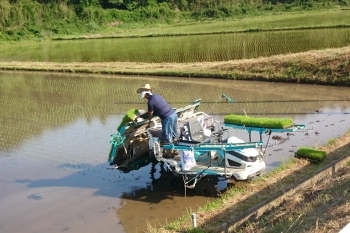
[0,71,350,233]
[1,70,349,151]
[117,161,214,232]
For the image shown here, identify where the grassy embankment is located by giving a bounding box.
[0,45,349,86]
[237,163,350,233]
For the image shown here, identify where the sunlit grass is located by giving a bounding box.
[327,138,337,146]
[62,9,350,39]
[237,165,350,233]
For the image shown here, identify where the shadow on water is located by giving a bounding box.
[15,163,126,197]
[119,161,200,201]
[15,161,190,201]
[9,156,210,232]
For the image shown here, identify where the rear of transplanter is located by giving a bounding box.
[117,108,139,132]
[109,108,139,164]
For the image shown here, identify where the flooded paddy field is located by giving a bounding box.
[0,71,349,233]
[1,27,350,63]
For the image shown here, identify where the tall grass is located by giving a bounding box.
[101,10,350,38]
[1,0,348,41]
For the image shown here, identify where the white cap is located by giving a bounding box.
[140,91,152,98]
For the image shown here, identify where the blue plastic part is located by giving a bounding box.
[162,141,263,151]
[108,129,126,164]
[221,94,234,103]
[118,126,126,135]
[109,144,118,164]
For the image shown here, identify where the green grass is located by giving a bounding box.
[327,138,337,146]
[295,147,326,163]
[61,9,350,39]
[224,114,294,128]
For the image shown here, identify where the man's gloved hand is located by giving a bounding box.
[133,117,142,123]
[139,112,152,119]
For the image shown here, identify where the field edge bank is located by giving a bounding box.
[0,46,349,87]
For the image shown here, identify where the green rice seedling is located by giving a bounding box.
[117,108,139,132]
[224,114,294,128]
[223,114,249,125]
[242,117,294,128]
[295,147,326,163]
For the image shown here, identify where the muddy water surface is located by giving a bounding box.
[0,71,349,233]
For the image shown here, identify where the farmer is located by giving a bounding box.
[137,84,178,144]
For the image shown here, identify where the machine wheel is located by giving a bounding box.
[193,176,221,197]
